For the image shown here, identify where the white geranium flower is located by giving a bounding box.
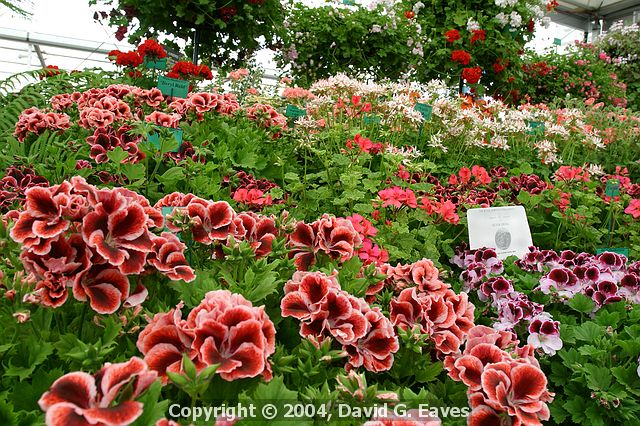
[495,12,509,26]
[467,18,480,31]
[510,11,522,27]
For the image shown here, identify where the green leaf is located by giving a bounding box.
[584,364,612,391]
[5,337,53,381]
[0,396,17,426]
[563,396,588,423]
[10,368,63,411]
[130,381,167,426]
[578,345,606,357]
[415,361,443,383]
[568,294,595,313]
[183,353,197,381]
[250,375,298,401]
[157,167,185,186]
[573,322,602,342]
[106,146,129,164]
[242,269,278,303]
[234,149,258,169]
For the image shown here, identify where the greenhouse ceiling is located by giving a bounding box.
[553,0,640,31]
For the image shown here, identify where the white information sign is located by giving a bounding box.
[467,206,533,260]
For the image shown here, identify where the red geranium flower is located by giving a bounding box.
[82,192,155,274]
[445,29,461,43]
[148,232,196,282]
[287,222,317,270]
[137,39,167,59]
[113,51,143,68]
[345,307,399,372]
[462,66,483,84]
[281,271,342,321]
[404,10,415,19]
[139,291,276,382]
[187,290,276,381]
[480,362,552,424]
[451,50,471,65]
[232,212,278,258]
[40,65,62,80]
[315,214,363,262]
[72,265,130,314]
[136,303,192,380]
[38,357,157,426]
[10,183,73,255]
[282,271,399,372]
[470,30,486,45]
[378,187,418,209]
[22,234,91,308]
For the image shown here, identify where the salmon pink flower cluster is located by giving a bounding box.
[170,92,240,120]
[10,177,195,313]
[245,103,287,131]
[626,199,640,218]
[281,271,399,372]
[282,86,315,100]
[378,187,418,209]
[13,107,71,142]
[225,171,282,210]
[155,192,278,258]
[227,68,250,81]
[287,214,363,270]
[228,170,278,192]
[346,214,388,266]
[420,199,460,224]
[445,325,554,426]
[38,357,157,426]
[554,165,590,182]
[137,290,275,381]
[389,165,499,224]
[346,134,384,155]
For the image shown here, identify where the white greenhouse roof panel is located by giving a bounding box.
[552,0,640,30]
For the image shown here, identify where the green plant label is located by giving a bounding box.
[503,24,517,38]
[526,121,545,136]
[414,103,432,121]
[553,38,562,46]
[157,76,189,99]
[363,114,381,125]
[144,57,168,70]
[596,247,629,257]
[342,0,355,4]
[161,206,178,219]
[285,105,306,119]
[605,179,620,197]
[148,128,183,152]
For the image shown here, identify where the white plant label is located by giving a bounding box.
[467,205,533,260]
